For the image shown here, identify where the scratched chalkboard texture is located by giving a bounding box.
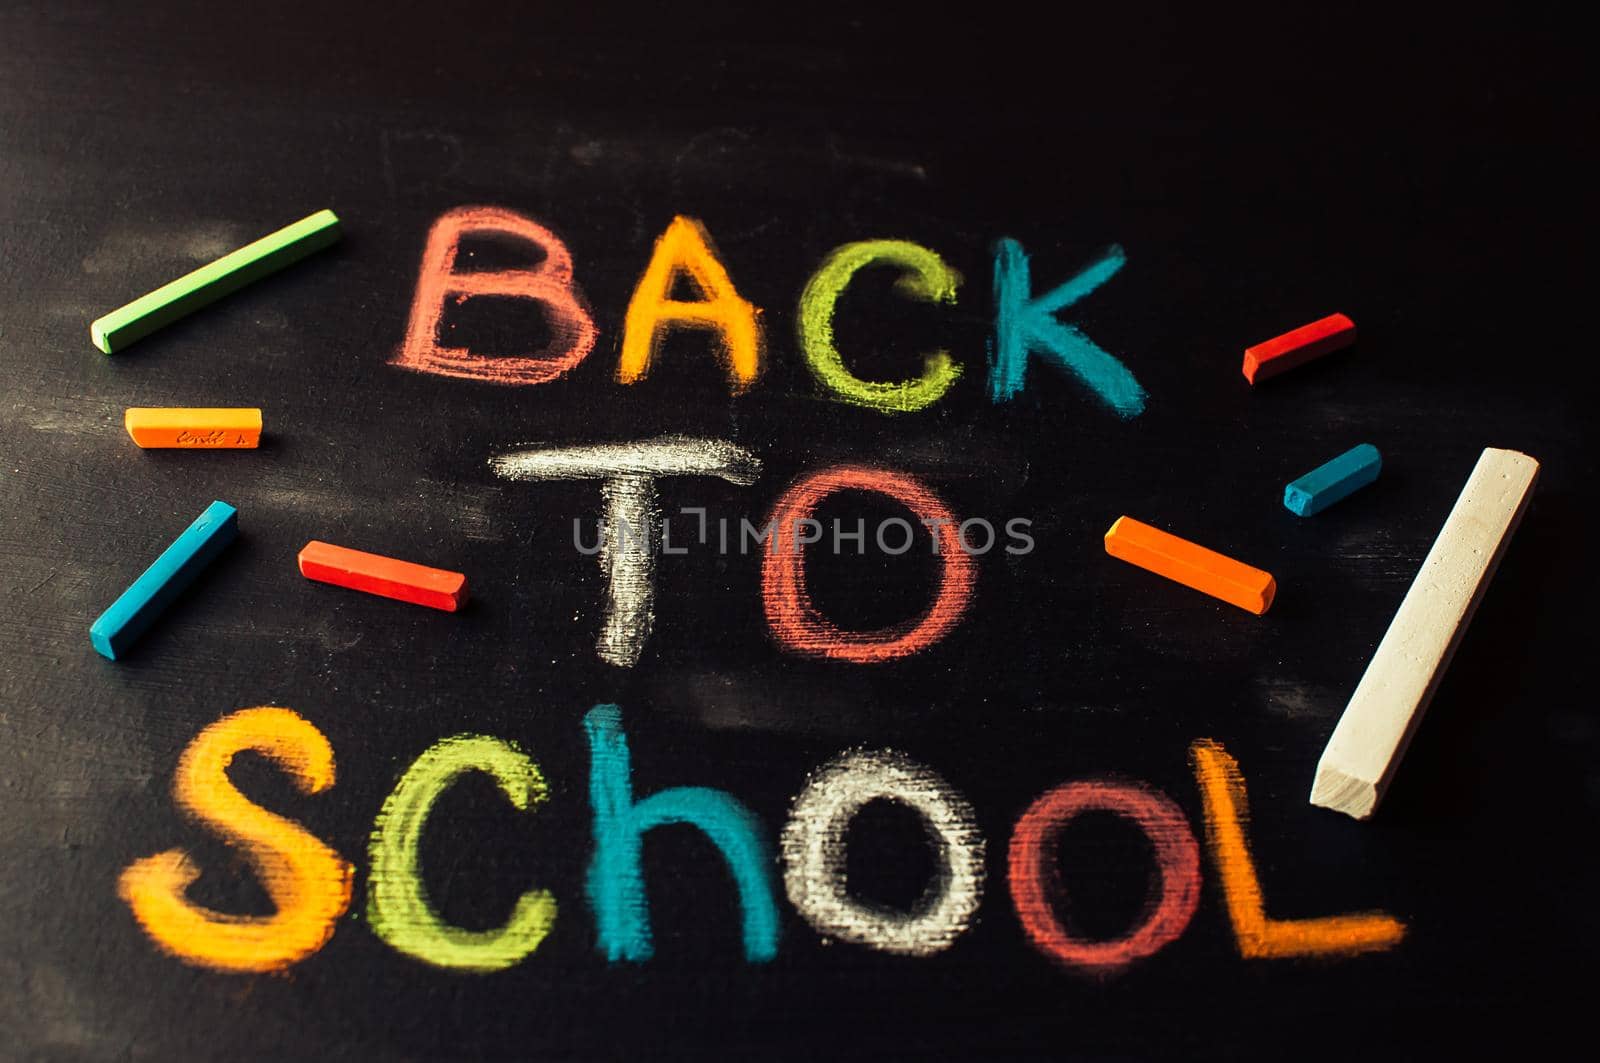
[1,3,1594,1060]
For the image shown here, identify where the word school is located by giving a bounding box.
[119,705,1405,976]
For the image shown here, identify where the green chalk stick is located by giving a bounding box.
[90,209,341,353]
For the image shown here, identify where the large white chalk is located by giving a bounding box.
[1311,447,1539,820]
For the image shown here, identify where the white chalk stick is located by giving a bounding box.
[1311,447,1539,820]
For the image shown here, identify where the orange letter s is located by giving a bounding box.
[118,707,353,972]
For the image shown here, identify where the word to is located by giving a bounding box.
[494,442,989,668]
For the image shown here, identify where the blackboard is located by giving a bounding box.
[2,4,1594,1058]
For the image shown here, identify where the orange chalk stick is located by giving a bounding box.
[1104,516,1276,614]
[297,541,467,612]
[1241,312,1355,384]
[125,408,262,449]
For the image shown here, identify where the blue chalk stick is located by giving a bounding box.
[89,500,238,659]
[1284,444,1382,517]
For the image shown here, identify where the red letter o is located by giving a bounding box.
[761,466,975,663]
[1008,779,1200,974]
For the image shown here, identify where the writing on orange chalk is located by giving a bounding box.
[125,408,262,449]
[122,704,1404,975]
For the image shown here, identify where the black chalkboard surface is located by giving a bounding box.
[2,4,1595,1059]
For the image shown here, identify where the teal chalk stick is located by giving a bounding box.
[90,209,341,353]
[1284,444,1382,517]
[89,501,238,660]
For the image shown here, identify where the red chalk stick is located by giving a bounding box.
[297,541,467,612]
[1242,312,1356,384]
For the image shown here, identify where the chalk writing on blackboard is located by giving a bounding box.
[1009,778,1200,973]
[368,735,557,971]
[492,438,762,668]
[121,705,1404,974]
[118,708,353,972]
[798,239,962,413]
[783,750,985,956]
[619,216,763,390]
[392,206,596,384]
[115,207,1404,981]
[390,207,1145,412]
[762,466,974,663]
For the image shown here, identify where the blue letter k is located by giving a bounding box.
[989,239,1146,417]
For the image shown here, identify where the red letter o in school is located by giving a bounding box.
[761,466,975,663]
[1007,780,1200,975]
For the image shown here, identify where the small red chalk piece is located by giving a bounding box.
[1242,312,1356,384]
[297,541,467,612]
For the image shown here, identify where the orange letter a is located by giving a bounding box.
[1189,739,1405,958]
[392,206,598,385]
[618,216,762,390]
